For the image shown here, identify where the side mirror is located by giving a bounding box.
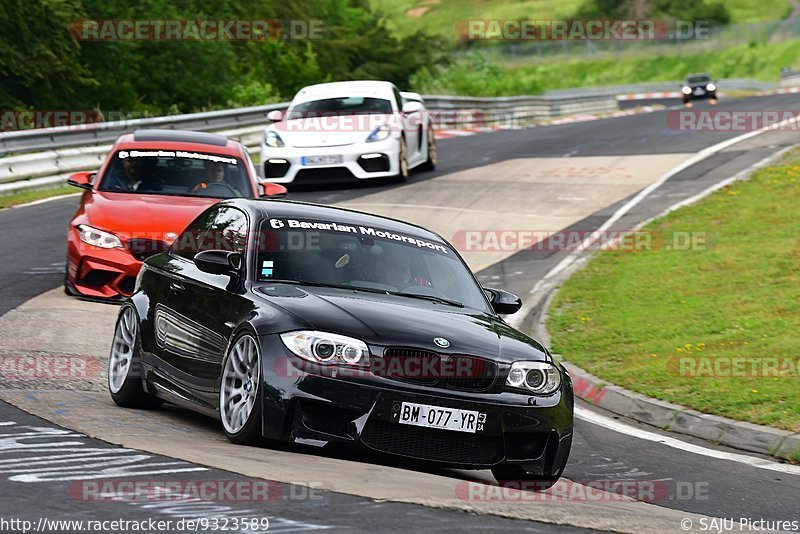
[259,181,288,198]
[484,287,522,315]
[67,171,95,191]
[402,101,424,114]
[194,250,242,276]
[266,110,284,122]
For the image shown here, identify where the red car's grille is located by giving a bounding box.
[126,239,169,261]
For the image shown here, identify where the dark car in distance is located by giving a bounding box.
[107,199,574,484]
[681,73,718,104]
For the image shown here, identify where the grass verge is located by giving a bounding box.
[411,40,800,96]
[547,150,800,432]
[371,0,790,37]
[0,186,77,209]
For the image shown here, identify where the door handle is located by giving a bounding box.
[169,281,185,294]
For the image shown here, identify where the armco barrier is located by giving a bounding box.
[0,94,618,194]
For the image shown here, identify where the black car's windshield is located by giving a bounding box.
[98,150,253,198]
[687,75,711,84]
[255,218,490,312]
[287,97,393,119]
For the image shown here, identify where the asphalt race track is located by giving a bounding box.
[1,93,799,532]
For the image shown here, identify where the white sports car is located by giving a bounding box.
[259,81,437,184]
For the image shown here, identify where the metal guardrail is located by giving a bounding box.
[0,93,618,194]
[0,103,290,157]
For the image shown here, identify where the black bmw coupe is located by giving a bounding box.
[108,198,573,484]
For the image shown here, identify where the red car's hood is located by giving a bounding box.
[83,192,220,241]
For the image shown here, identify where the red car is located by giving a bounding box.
[65,129,287,300]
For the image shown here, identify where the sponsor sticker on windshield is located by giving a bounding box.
[117,150,238,165]
[267,218,450,254]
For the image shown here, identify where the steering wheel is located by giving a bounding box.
[199,182,239,197]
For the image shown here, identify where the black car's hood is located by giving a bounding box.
[254,285,548,364]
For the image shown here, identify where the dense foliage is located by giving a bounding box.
[574,0,731,26]
[0,0,449,114]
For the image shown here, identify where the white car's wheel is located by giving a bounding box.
[395,137,409,182]
[419,125,437,171]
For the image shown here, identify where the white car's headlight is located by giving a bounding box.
[280,330,369,365]
[506,361,561,395]
[77,225,122,249]
[706,83,716,92]
[264,131,285,148]
[366,124,392,143]
[682,86,692,95]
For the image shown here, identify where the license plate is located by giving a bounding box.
[302,155,343,166]
[693,88,704,95]
[398,402,486,433]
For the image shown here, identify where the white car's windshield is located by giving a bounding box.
[287,97,393,118]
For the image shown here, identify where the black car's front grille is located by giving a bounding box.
[380,348,439,385]
[440,355,497,391]
[127,239,169,261]
[377,348,498,392]
[360,420,502,465]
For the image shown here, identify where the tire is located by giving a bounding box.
[108,305,162,409]
[419,125,437,171]
[395,137,409,182]
[219,332,263,445]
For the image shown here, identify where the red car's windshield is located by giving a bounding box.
[98,150,253,199]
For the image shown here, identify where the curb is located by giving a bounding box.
[559,360,800,460]
[532,145,800,463]
[755,86,800,96]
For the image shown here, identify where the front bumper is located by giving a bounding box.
[259,336,574,474]
[66,228,144,300]
[259,137,400,183]
[684,87,716,100]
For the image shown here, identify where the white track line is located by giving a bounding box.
[576,407,800,476]
[504,111,800,466]
[508,111,800,331]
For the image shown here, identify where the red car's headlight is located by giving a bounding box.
[77,225,123,249]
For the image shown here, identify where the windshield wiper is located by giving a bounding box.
[387,291,464,308]
[261,279,388,294]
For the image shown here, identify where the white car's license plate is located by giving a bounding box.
[398,402,486,433]
[302,155,343,166]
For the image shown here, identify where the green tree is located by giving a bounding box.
[0,0,92,109]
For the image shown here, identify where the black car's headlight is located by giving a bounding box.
[506,361,561,395]
[280,330,369,365]
[681,86,692,95]
[706,83,716,92]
